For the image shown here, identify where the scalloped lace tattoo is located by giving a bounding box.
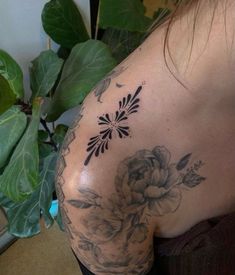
[84,85,142,166]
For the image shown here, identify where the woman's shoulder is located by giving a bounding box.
[56,18,235,272]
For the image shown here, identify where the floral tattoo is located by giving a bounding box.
[68,146,206,274]
[84,85,142,166]
[93,66,126,102]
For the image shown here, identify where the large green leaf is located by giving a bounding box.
[46,40,116,121]
[53,124,68,147]
[0,106,27,169]
[0,191,15,209]
[30,50,63,100]
[6,153,57,237]
[6,188,41,237]
[38,130,54,159]
[0,75,17,115]
[0,49,24,99]
[39,152,57,228]
[99,0,153,32]
[0,99,41,202]
[102,28,144,63]
[39,143,54,159]
[42,0,90,49]
[38,130,49,142]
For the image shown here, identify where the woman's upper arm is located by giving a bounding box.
[55,65,158,274]
[55,3,235,272]
[55,47,209,273]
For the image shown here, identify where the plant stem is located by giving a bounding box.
[47,36,51,50]
[40,118,58,151]
[95,1,100,40]
[18,100,32,115]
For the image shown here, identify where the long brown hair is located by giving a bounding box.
[150,0,223,88]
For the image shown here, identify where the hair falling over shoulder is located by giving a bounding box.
[148,0,233,88]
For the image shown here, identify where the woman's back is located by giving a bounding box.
[56,1,235,274]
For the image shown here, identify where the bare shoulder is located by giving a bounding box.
[56,63,157,274]
[55,13,235,272]
[55,55,204,274]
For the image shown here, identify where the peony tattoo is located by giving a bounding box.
[68,146,206,274]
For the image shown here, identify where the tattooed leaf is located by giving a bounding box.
[176,153,192,171]
[78,233,95,252]
[79,188,100,200]
[129,223,148,243]
[183,172,206,188]
[79,240,93,251]
[129,213,140,226]
[93,245,102,259]
[68,199,93,209]
[116,83,124,88]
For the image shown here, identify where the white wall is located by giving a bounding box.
[0,0,90,101]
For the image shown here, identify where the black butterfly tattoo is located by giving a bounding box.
[84,86,142,166]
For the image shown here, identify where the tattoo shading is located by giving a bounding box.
[55,108,84,239]
[68,146,206,274]
[116,83,125,88]
[93,66,126,102]
[84,86,142,166]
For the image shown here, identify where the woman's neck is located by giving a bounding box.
[146,0,235,107]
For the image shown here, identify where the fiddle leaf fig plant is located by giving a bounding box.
[0,49,24,100]
[99,0,153,32]
[0,99,41,202]
[42,0,90,49]
[0,49,24,115]
[0,106,27,169]
[46,40,117,121]
[30,50,64,99]
[0,0,174,238]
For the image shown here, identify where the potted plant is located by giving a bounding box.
[0,0,174,243]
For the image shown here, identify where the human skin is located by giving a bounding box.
[56,1,235,274]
